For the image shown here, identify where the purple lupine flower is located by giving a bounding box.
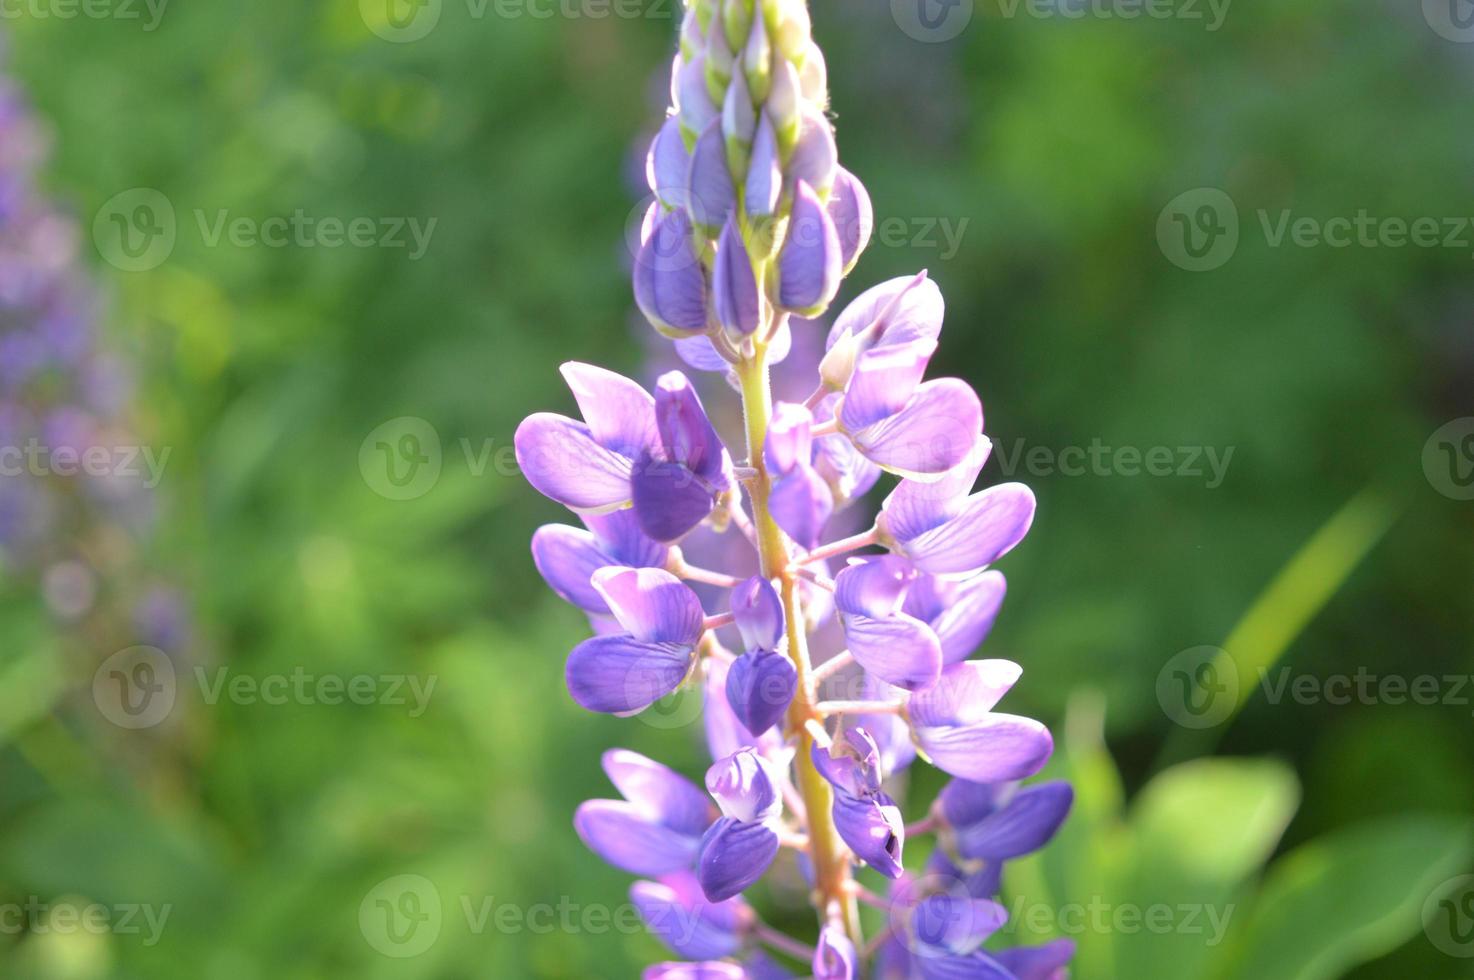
[812,727,905,878]
[564,567,706,713]
[527,4,1074,973]
[726,577,797,737]
[908,661,1054,783]
[698,747,783,900]
[574,749,714,875]
[631,870,752,959]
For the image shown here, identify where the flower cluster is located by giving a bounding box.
[515,2,1074,976]
[0,36,186,650]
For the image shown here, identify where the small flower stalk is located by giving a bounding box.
[516,3,1073,975]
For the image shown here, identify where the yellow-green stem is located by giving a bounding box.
[735,346,861,946]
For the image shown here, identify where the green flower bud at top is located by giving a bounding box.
[705,16,734,103]
[772,0,810,61]
[693,0,717,32]
[723,0,752,55]
[767,59,802,152]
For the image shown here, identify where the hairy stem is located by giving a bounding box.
[736,345,862,947]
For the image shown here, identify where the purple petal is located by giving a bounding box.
[560,362,657,461]
[592,566,705,644]
[764,402,814,475]
[826,272,944,353]
[850,378,983,480]
[855,674,917,773]
[698,817,780,901]
[915,953,1016,980]
[841,609,942,691]
[704,656,783,762]
[839,341,935,434]
[713,217,760,336]
[900,484,1036,577]
[705,747,781,824]
[689,120,737,232]
[990,939,1077,980]
[648,116,693,206]
[655,371,729,486]
[913,894,1008,955]
[951,781,1074,861]
[531,524,615,613]
[644,962,747,980]
[746,114,782,219]
[814,923,858,980]
[771,464,834,550]
[880,438,993,543]
[585,508,670,569]
[905,571,1007,665]
[603,748,713,837]
[776,181,842,316]
[632,454,720,543]
[721,67,756,146]
[833,793,905,878]
[725,649,797,737]
[913,713,1054,784]
[674,334,733,373]
[566,635,695,714]
[786,107,838,194]
[574,799,702,875]
[635,208,709,336]
[731,576,785,652]
[631,872,748,960]
[677,54,718,134]
[515,413,633,512]
[828,167,873,274]
[909,660,1023,727]
[834,556,917,620]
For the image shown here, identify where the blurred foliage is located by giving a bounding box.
[2,0,1472,976]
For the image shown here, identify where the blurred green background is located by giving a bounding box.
[3,0,1473,976]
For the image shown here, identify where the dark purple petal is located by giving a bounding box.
[655,371,729,487]
[776,182,842,316]
[913,713,1053,784]
[697,817,781,901]
[635,209,709,336]
[633,454,720,542]
[838,341,935,433]
[689,120,737,232]
[850,378,983,480]
[786,107,838,194]
[731,576,785,652]
[746,114,782,219]
[574,799,702,875]
[713,217,761,336]
[631,871,748,960]
[989,939,1077,980]
[515,413,634,512]
[705,656,784,763]
[952,781,1073,861]
[602,748,713,838]
[565,635,695,714]
[936,778,1007,830]
[585,508,670,569]
[648,115,693,206]
[705,747,782,824]
[560,362,658,460]
[899,484,1035,577]
[914,894,1008,956]
[814,923,858,980]
[725,649,797,737]
[531,523,614,613]
[833,793,905,878]
[592,566,705,645]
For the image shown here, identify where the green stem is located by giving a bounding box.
[735,346,861,946]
